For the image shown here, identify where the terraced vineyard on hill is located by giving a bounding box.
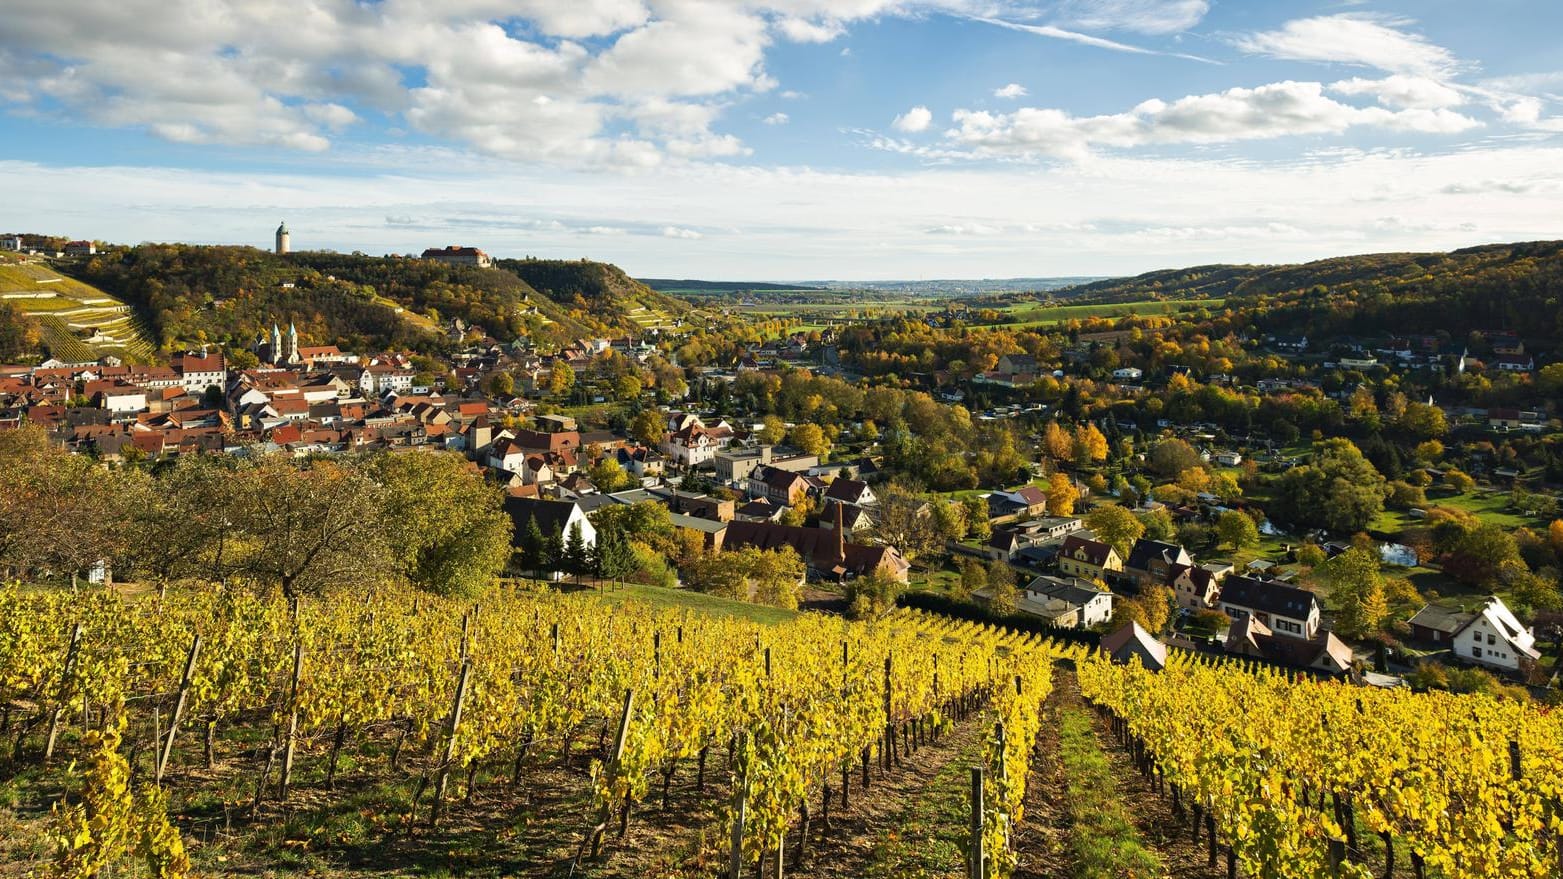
[0,259,156,363]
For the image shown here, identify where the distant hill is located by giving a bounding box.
[1056,240,1563,342]
[500,259,691,335]
[62,245,686,357]
[0,256,155,363]
[640,278,825,294]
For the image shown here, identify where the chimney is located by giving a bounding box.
[832,500,846,565]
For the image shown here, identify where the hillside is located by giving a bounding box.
[61,245,686,358]
[500,258,691,336]
[0,256,156,363]
[1051,240,1563,343]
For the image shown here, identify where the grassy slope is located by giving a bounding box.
[578,582,799,625]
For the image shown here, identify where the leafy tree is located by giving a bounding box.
[1216,510,1259,550]
[1072,423,1109,465]
[1316,547,1388,639]
[683,545,803,608]
[955,557,987,599]
[543,529,566,581]
[614,373,644,401]
[547,360,575,397]
[368,452,512,597]
[962,495,992,542]
[1041,421,1073,462]
[630,409,665,447]
[1442,468,1476,493]
[788,422,831,459]
[1444,524,1521,587]
[1395,401,1447,439]
[1085,504,1144,559]
[1148,438,1201,477]
[758,415,787,445]
[870,483,939,562]
[587,457,631,492]
[1269,438,1385,534]
[228,455,390,600]
[1136,507,1175,542]
[1296,544,1327,569]
[987,560,1019,615]
[520,514,546,582]
[1046,472,1079,517]
[846,569,903,619]
[0,427,140,587]
[486,371,514,397]
[930,499,969,543]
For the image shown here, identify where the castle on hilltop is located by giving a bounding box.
[275,221,290,255]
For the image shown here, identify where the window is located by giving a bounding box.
[1488,634,1496,646]
[1472,647,1482,658]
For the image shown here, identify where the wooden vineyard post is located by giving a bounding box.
[728,732,750,879]
[431,660,472,826]
[278,642,304,800]
[585,688,635,859]
[968,766,986,879]
[43,622,84,762]
[156,634,202,786]
[883,655,895,770]
[1327,838,1346,877]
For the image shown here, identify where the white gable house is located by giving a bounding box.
[1453,597,1540,673]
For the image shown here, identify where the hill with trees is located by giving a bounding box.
[1053,240,1563,343]
[61,245,688,358]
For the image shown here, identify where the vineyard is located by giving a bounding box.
[1,582,1560,879]
[1079,652,1563,879]
[0,585,1068,879]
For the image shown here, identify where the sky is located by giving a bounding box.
[2,0,1563,280]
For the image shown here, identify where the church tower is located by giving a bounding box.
[287,321,300,365]
[271,323,283,364]
[275,221,290,255]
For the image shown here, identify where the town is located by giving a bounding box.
[3,229,1559,705]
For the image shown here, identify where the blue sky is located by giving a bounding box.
[2,0,1562,279]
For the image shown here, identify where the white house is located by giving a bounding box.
[174,349,227,395]
[1452,596,1540,673]
[1112,367,1143,381]
[1023,576,1114,628]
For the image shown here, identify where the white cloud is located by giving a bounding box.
[1329,75,1464,110]
[975,16,1216,63]
[893,105,934,133]
[942,80,1480,160]
[1053,0,1210,35]
[661,225,704,239]
[776,17,845,43]
[1234,14,1461,78]
[764,112,790,125]
[994,83,1028,99]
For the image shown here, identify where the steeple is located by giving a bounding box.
[287,321,300,364]
[271,323,283,364]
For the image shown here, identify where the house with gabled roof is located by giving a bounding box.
[1217,575,1321,640]
[1058,534,1122,581]
[1123,539,1193,591]
[1450,596,1540,673]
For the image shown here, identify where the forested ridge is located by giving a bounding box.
[1055,241,1563,343]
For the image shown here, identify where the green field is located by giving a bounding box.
[983,298,1226,328]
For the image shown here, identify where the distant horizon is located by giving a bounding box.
[3,2,1562,278]
[9,226,1554,287]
